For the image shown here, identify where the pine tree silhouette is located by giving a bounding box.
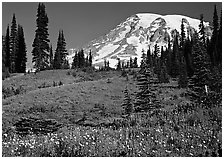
[32,3,50,71]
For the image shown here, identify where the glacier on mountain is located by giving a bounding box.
[68,13,212,68]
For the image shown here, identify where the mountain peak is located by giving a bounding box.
[68,13,212,68]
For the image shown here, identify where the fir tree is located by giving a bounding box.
[183,37,194,77]
[5,25,11,72]
[9,13,17,73]
[217,10,222,65]
[88,50,92,67]
[49,44,53,69]
[130,57,133,68]
[133,57,138,68]
[122,87,133,116]
[116,58,121,70]
[189,32,211,100]
[146,47,153,68]
[135,69,161,112]
[153,44,160,75]
[78,49,85,68]
[208,5,219,66]
[180,18,186,48]
[170,35,179,77]
[15,25,27,73]
[140,49,147,70]
[72,51,78,68]
[53,30,68,69]
[198,14,206,45]
[32,3,50,71]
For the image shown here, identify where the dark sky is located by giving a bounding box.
[2,2,222,68]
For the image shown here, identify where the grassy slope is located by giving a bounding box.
[2,70,138,129]
[2,69,190,131]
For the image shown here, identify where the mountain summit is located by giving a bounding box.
[68,13,212,68]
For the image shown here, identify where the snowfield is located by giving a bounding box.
[69,13,212,68]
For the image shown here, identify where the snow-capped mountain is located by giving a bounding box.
[68,13,212,68]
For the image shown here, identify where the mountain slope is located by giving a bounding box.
[68,13,212,68]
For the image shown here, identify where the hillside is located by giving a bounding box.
[68,13,212,68]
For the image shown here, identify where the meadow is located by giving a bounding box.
[2,69,222,157]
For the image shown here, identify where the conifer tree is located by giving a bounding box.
[130,57,133,68]
[146,47,153,67]
[140,49,147,70]
[135,69,161,112]
[116,58,121,70]
[72,51,78,69]
[166,39,172,76]
[170,35,179,77]
[133,57,138,68]
[53,30,68,69]
[189,32,211,100]
[32,3,50,71]
[208,5,219,66]
[199,14,206,45]
[5,25,11,72]
[153,44,160,75]
[122,87,133,116]
[15,25,27,73]
[78,49,85,68]
[184,37,194,77]
[88,50,92,67]
[217,11,222,65]
[49,44,53,69]
[180,18,186,48]
[9,13,17,73]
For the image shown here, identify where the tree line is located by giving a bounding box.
[2,13,27,77]
[122,5,222,114]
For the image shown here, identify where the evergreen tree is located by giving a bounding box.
[49,44,53,69]
[53,30,68,69]
[208,5,219,66]
[78,49,85,68]
[217,10,222,65]
[9,13,17,73]
[199,14,206,45]
[184,37,194,77]
[53,31,62,69]
[85,55,89,67]
[135,69,161,112]
[116,58,121,70]
[60,30,68,68]
[170,35,180,77]
[5,25,11,72]
[130,57,133,68]
[32,3,50,71]
[133,57,138,68]
[122,87,133,116]
[146,47,153,67]
[189,32,211,100]
[88,50,92,67]
[166,39,172,76]
[140,49,147,70]
[180,18,186,48]
[15,25,27,73]
[72,51,78,69]
[153,44,160,75]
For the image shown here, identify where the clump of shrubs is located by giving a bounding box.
[2,86,25,99]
